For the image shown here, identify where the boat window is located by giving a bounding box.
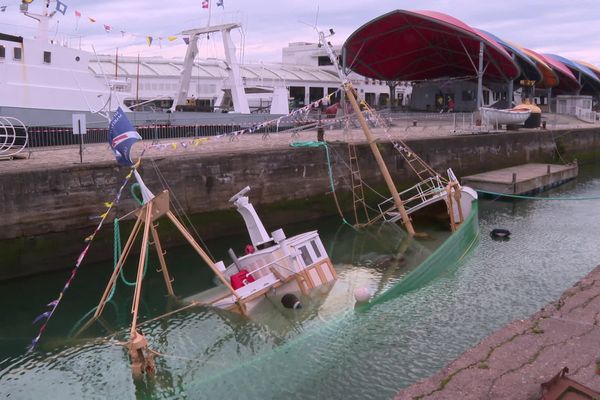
[0,45,5,59]
[43,51,51,64]
[310,240,322,259]
[298,246,312,266]
[13,47,21,60]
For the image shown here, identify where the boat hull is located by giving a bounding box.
[480,107,531,125]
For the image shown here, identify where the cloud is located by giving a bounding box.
[1,0,599,66]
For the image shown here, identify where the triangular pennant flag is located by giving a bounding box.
[47,299,59,307]
[146,36,153,46]
[201,0,209,8]
[104,202,113,208]
[171,143,177,150]
[32,311,51,325]
[74,10,81,17]
[167,36,177,42]
[0,5,7,12]
[88,17,96,23]
[217,0,224,8]
[104,24,111,33]
[183,37,190,45]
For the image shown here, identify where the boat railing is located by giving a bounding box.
[0,116,29,160]
[245,254,297,279]
[378,176,446,222]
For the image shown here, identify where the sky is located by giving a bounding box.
[1,0,599,66]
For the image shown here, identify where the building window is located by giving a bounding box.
[13,47,22,60]
[317,56,333,66]
[43,51,51,64]
[0,45,5,59]
[309,87,324,103]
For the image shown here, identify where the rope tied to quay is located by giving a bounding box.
[477,189,600,201]
[290,141,355,229]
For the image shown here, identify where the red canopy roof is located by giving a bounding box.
[343,10,520,82]
[522,49,580,92]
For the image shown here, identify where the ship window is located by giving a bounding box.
[0,45,5,59]
[13,47,22,60]
[310,240,322,259]
[298,246,313,266]
[43,51,51,64]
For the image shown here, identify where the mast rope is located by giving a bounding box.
[148,157,216,261]
[290,141,355,229]
[476,189,600,201]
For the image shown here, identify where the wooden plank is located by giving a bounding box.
[462,163,578,195]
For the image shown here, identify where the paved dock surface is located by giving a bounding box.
[0,112,594,175]
[397,264,600,400]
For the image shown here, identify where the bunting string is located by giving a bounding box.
[27,88,341,349]
[28,162,141,351]
[42,0,229,47]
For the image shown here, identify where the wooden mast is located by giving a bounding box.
[318,29,415,236]
[342,84,416,236]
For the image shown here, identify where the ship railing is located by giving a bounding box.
[377,176,446,223]
[0,116,29,160]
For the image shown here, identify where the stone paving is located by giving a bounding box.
[0,113,595,175]
[396,265,600,400]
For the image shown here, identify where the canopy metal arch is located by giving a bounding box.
[343,10,521,110]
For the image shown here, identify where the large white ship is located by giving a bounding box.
[0,0,396,128]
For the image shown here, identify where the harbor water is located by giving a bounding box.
[2,164,600,399]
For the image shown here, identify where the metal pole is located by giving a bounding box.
[78,119,83,163]
[477,41,484,109]
[507,79,513,108]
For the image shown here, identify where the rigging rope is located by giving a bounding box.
[476,189,600,201]
[290,141,355,229]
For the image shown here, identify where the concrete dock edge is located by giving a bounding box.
[396,264,600,400]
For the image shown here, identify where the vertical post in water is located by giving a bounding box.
[477,41,485,109]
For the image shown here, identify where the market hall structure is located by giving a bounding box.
[342,9,600,116]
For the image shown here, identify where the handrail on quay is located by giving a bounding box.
[0,116,29,160]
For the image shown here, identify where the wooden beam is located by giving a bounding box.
[165,210,246,315]
[96,214,143,318]
[150,223,175,296]
[130,202,153,336]
[343,83,416,237]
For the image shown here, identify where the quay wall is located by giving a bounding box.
[1,128,599,279]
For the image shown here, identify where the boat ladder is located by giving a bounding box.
[360,102,444,183]
[377,176,447,223]
[348,142,372,227]
[0,117,28,160]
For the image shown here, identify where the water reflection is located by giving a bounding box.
[2,164,600,399]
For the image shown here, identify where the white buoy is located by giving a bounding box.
[353,287,371,303]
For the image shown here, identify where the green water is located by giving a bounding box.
[2,164,600,399]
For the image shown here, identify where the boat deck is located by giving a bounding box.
[461,163,578,195]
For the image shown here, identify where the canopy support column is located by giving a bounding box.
[507,79,513,108]
[477,41,485,109]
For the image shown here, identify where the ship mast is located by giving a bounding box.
[317,29,416,237]
[20,0,54,43]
